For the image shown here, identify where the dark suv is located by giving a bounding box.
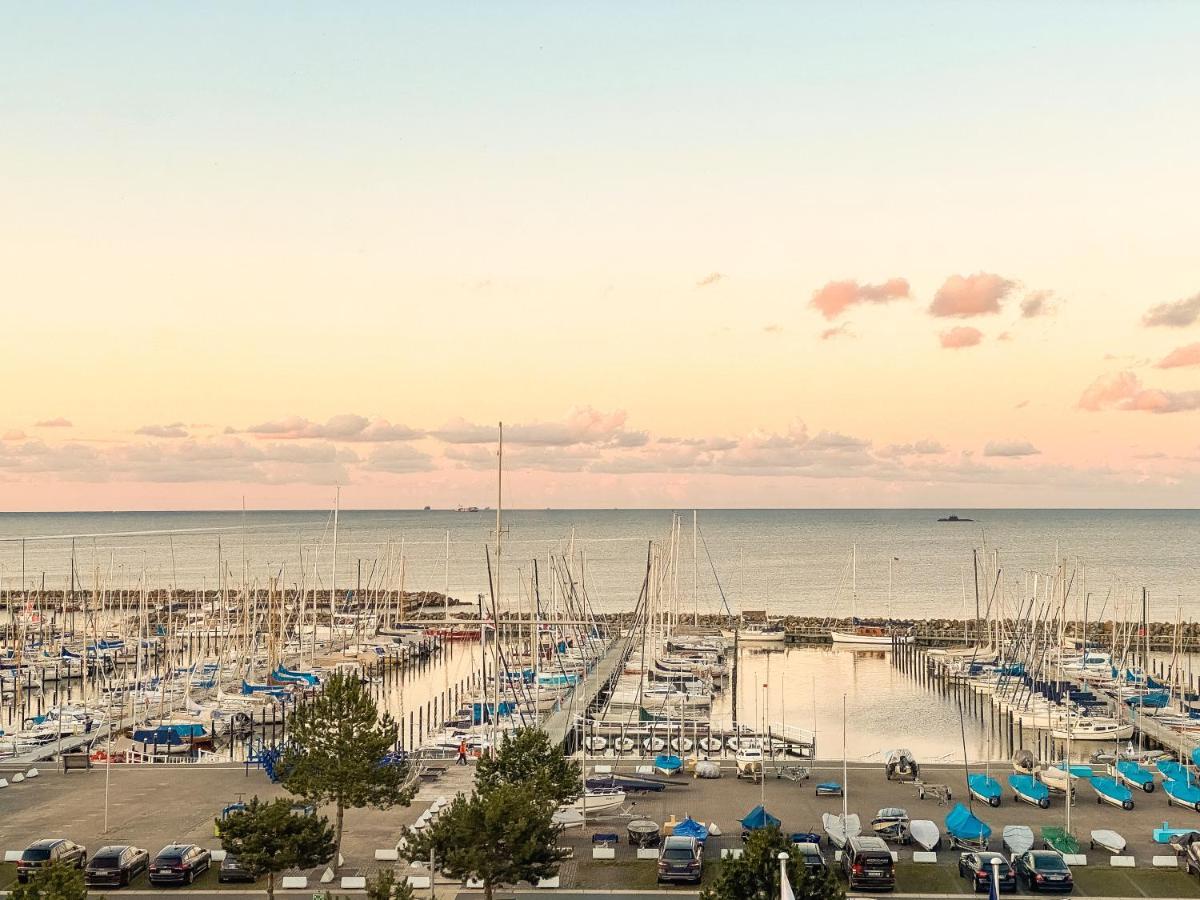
[17,839,87,883]
[86,845,150,887]
[657,835,703,884]
[148,844,211,886]
[841,835,895,891]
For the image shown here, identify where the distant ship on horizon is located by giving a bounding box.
[937,514,973,522]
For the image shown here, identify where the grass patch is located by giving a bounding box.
[895,861,970,895]
[1073,867,1200,898]
[0,863,16,890]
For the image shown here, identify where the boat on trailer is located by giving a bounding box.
[1089,776,1134,811]
[1008,774,1050,809]
[945,802,991,850]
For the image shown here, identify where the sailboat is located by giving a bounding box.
[822,695,861,848]
[830,546,914,645]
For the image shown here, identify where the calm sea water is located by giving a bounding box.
[0,509,1195,620]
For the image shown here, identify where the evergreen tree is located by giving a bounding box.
[364,869,415,900]
[701,827,844,900]
[474,726,581,805]
[10,860,90,900]
[278,670,414,861]
[217,796,337,900]
[405,783,566,900]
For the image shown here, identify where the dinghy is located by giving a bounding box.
[968,773,1003,808]
[672,816,709,843]
[569,788,627,815]
[1157,759,1185,782]
[1112,760,1156,793]
[740,804,781,834]
[945,802,991,850]
[822,812,862,849]
[1040,826,1079,855]
[698,736,722,753]
[910,820,941,851]
[884,749,920,782]
[1008,774,1050,809]
[815,781,843,797]
[1089,776,1134,811]
[615,736,636,753]
[1002,825,1034,857]
[1012,749,1038,775]
[1165,777,1200,812]
[870,808,911,844]
[654,753,683,776]
[1089,829,1127,853]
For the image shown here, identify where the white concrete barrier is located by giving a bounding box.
[0,779,8,789]
[340,876,367,889]
[375,849,400,861]
[536,876,560,888]
[834,850,843,862]
[1110,856,1135,868]
[913,851,938,864]
[592,847,616,860]
[635,765,653,775]
[466,877,485,888]
[889,851,898,862]
[637,848,659,860]
[4,851,23,863]
[12,773,25,783]
[1153,855,1178,868]
[319,867,335,884]
[1063,854,1088,866]
[210,850,227,862]
[280,876,308,889]
[25,768,38,778]
[407,875,432,889]
[594,764,612,775]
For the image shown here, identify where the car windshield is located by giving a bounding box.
[92,855,121,867]
[22,849,52,861]
[1034,856,1067,871]
[805,855,823,866]
[663,848,695,860]
[157,852,184,863]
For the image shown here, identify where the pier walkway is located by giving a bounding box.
[541,633,631,749]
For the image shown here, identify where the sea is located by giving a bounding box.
[0,509,1195,620]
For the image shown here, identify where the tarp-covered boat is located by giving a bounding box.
[910,820,940,851]
[672,816,709,843]
[1089,776,1134,811]
[871,807,911,844]
[1008,773,1050,809]
[945,802,991,850]
[1089,829,1127,853]
[740,805,781,831]
[968,773,1003,808]
[1041,826,1079,855]
[1165,778,1200,812]
[1112,760,1156,793]
[1002,825,1034,857]
[822,812,862,849]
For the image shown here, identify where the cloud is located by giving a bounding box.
[929,272,1015,318]
[696,272,726,288]
[881,440,946,457]
[809,278,910,320]
[136,422,189,438]
[1155,343,1200,369]
[362,444,435,474]
[239,414,422,442]
[820,323,852,341]
[432,407,647,448]
[1079,370,1200,413]
[1143,293,1200,328]
[3,430,27,441]
[35,417,72,428]
[983,440,1041,458]
[763,324,783,334]
[939,326,984,349]
[1020,290,1054,318]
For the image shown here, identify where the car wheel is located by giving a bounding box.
[187,871,194,885]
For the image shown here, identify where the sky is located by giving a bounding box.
[2,2,1200,510]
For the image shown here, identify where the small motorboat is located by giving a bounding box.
[1111,759,1156,793]
[822,812,862,849]
[1089,829,1127,854]
[945,802,991,850]
[627,818,662,848]
[968,773,1003,808]
[1089,776,1134,811]
[910,820,941,851]
[815,781,843,797]
[698,736,722,753]
[884,749,920,782]
[736,746,764,781]
[871,807,911,844]
[654,753,684,777]
[1008,773,1051,809]
[1002,825,1035,857]
[1165,777,1200,812]
[1012,749,1038,775]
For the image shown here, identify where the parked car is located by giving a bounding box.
[657,835,703,884]
[1014,850,1074,893]
[85,845,150,887]
[148,844,212,886]
[957,851,1017,893]
[17,839,87,883]
[793,841,827,877]
[218,855,256,884]
[841,835,895,892]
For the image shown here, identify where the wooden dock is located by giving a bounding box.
[540,635,631,749]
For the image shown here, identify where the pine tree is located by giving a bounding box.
[405,783,566,900]
[217,796,337,900]
[701,827,845,900]
[364,869,415,900]
[278,670,414,862]
[475,726,581,805]
[10,860,89,900]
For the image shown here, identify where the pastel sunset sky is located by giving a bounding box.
[3,3,1199,510]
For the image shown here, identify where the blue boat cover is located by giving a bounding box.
[1165,779,1200,805]
[1089,776,1132,802]
[945,802,992,842]
[673,816,709,843]
[1116,760,1155,786]
[740,805,781,830]
[1158,760,1187,781]
[1191,748,1200,770]
[1008,774,1049,800]
[655,753,683,772]
[1053,762,1093,778]
[968,773,1002,800]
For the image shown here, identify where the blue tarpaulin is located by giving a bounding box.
[740,805,781,830]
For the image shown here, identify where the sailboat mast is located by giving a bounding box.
[493,423,503,752]
[692,511,698,627]
[331,486,340,627]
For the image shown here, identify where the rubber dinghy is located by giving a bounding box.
[968,773,1003,808]
[945,802,992,850]
[1165,778,1200,812]
[1112,760,1156,793]
[822,812,862,849]
[1089,776,1135,811]
[1008,774,1051,809]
